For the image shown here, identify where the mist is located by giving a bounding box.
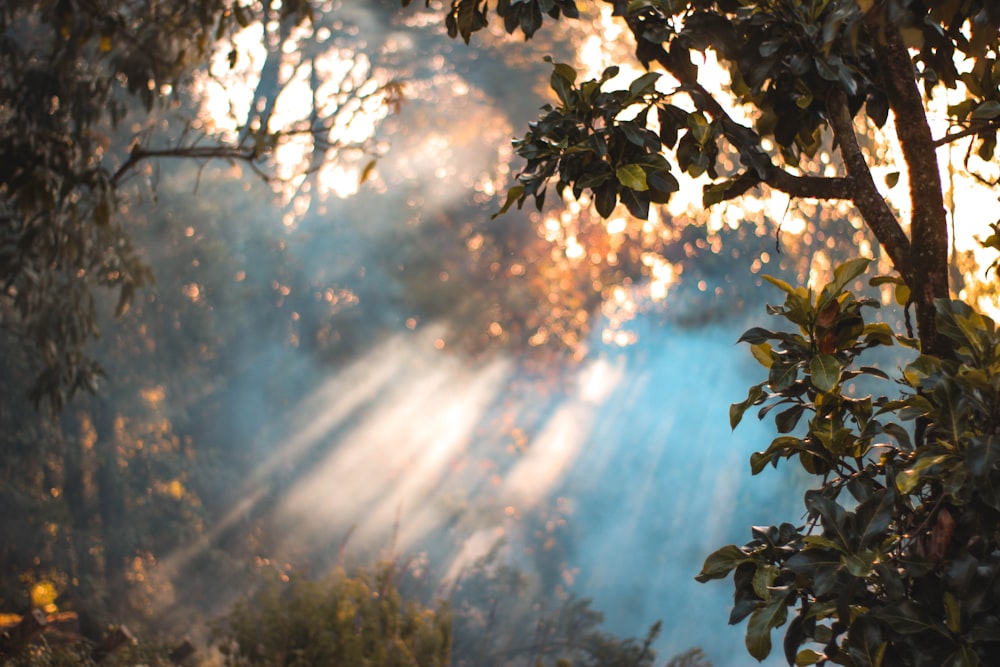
[124,7,810,664]
[1,4,879,667]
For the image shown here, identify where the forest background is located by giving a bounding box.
[4,1,1000,666]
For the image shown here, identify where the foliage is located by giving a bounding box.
[4,635,180,667]
[1,0,235,408]
[1,0,397,409]
[665,647,713,667]
[213,562,452,667]
[699,258,1000,665]
[447,548,660,667]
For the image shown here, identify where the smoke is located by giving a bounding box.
[122,7,812,666]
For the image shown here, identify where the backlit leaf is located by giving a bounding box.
[796,649,823,666]
[493,184,525,218]
[762,274,795,294]
[751,342,775,368]
[828,257,871,296]
[616,164,649,191]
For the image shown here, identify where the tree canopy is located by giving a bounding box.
[431,0,1000,353]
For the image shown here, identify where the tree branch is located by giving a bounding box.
[767,170,853,200]
[111,145,265,186]
[826,88,914,287]
[616,3,854,207]
[932,120,1000,148]
[716,169,853,204]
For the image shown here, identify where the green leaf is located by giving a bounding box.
[750,450,774,474]
[769,361,798,392]
[828,257,871,296]
[895,282,911,305]
[493,184,525,218]
[696,545,749,582]
[619,187,650,219]
[616,164,649,191]
[752,563,780,598]
[688,111,711,144]
[945,645,980,667]
[868,275,904,287]
[802,534,843,551]
[944,591,961,634]
[898,453,959,494]
[862,322,895,346]
[843,549,877,577]
[796,649,824,666]
[703,180,734,207]
[809,354,842,392]
[738,327,777,344]
[551,61,577,85]
[594,182,617,218]
[871,601,945,635]
[967,435,1000,479]
[750,342,775,368]
[971,100,1000,120]
[627,71,660,99]
[856,489,893,549]
[804,491,849,549]
[731,384,766,429]
[762,274,795,294]
[746,590,789,661]
[775,404,805,433]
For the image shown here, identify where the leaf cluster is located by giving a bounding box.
[701,260,1000,666]
[496,62,682,221]
[403,0,580,43]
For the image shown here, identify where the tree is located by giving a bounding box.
[1,0,400,409]
[410,0,1000,664]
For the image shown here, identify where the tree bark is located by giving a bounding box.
[825,89,914,287]
[871,24,951,355]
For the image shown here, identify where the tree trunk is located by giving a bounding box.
[91,399,131,622]
[60,410,106,640]
[868,15,951,355]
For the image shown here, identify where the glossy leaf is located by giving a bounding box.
[746,590,790,661]
[696,545,750,582]
[809,354,842,392]
[616,164,648,191]
[769,361,799,392]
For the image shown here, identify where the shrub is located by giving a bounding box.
[213,562,451,667]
